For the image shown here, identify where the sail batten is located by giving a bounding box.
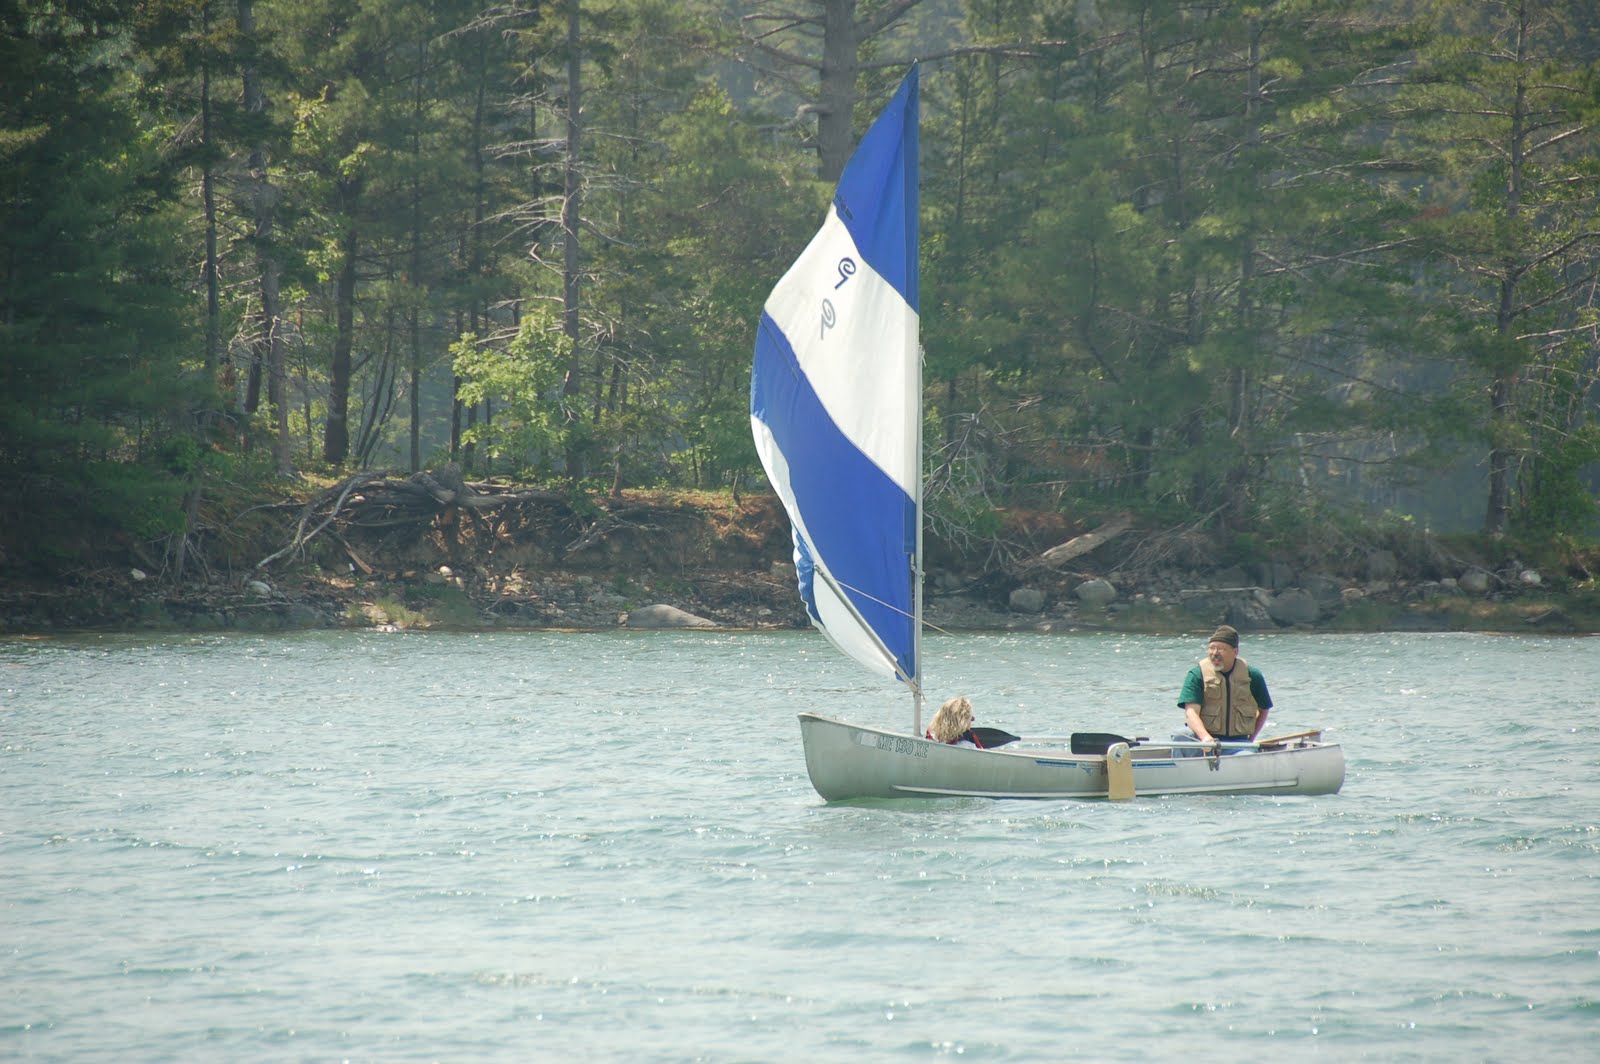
[750,67,921,694]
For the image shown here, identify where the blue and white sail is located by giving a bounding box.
[751,67,921,695]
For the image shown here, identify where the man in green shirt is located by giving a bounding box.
[1177,625,1272,743]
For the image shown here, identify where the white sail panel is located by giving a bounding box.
[760,209,919,499]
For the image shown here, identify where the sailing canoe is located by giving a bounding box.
[752,68,1343,803]
[798,713,1345,801]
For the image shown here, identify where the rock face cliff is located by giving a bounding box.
[1,471,1593,634]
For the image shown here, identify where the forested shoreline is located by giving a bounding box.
[3,1,1599,602]
[2,472,1595,635]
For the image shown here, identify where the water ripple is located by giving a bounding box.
[2,629,1596,1061]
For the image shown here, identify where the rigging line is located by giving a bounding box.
[828,577,951,636]
[830,576,913,623]
[810,565,922,696]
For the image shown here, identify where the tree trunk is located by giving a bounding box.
[265,257,289,474]
[1485,366,1516,535]
[462,29,491,477]
[1484,3,1530,537]
[200,1,222,388]
[408,34,426,474]
[816,0,860,183]
[559,0,585,475]
[1224,19,1262,529]
[238,0,290,475]
[353,295,396,468]
[323,225,357,466]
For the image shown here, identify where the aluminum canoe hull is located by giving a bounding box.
[797,712,1345,802]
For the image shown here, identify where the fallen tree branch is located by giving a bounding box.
[564,507,661,556]
[330,531,375,575]
[1028,515,1133,571]
[253,467,674,572]
[255,472,383,571]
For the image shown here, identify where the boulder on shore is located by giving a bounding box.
[625,603,718,629]
[1073,578,1117,609]
[1009,587,1045,614]
[1265,589,1320,627]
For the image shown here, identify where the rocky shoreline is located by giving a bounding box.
[3,550,1591,636]
[3,483,1594,636]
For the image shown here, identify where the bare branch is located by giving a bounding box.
[858,0,924,40]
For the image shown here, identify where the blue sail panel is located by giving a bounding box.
[753,313,916,681]
[750,67,920,688]
[835,71,919,312]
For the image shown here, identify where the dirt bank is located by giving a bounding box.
[1,475,1595,636]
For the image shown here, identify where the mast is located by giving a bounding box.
[912,340,925,737]
[908,66,923,738]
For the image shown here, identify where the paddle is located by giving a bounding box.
[1071,732,1138,755]
[1162,729,1325,753]
[972,726,1021,749]
[1256,728,1323,748]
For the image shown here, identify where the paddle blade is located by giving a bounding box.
[972,726,1020,748]
[1072,732,1135,755]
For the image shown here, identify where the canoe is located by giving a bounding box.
[798,712,1345,801]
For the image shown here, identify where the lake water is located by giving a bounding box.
[2,629,1595,1061]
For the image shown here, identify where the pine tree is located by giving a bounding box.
[1402,0,1600,535]
[0,2,202,563]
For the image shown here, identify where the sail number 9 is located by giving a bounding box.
[819,257,858,338]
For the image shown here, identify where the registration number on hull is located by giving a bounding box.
[870,733,928,759]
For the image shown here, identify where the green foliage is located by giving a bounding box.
[0,1,208,568]
[96,463,191,543]
[920,0,1444,530]
[1399,0,1600,535]
[422,585,483,627]
[453,319,576,476]
[3,0,1598,572]
[350,597,425,628]
[1515,424,1600,536]
[355,584,480,628]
